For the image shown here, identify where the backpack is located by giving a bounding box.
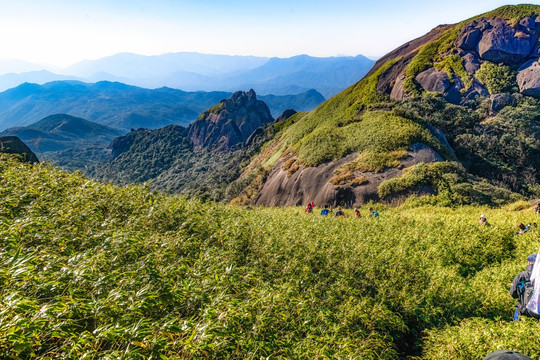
[516,278,534,314]
[517,277,540,318]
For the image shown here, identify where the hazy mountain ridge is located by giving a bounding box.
[0,53,374,98]
[0,81,325,131]
[0,114,123,153]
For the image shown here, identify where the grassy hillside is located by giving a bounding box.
[243,4,540,201]
[1,154,539,358]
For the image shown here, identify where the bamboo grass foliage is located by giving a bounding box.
[0,154,539,358]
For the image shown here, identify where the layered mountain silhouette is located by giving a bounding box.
[4,5,538,208]
[0,81,324,131]
[0,114,123,153]
[0,53,375,98]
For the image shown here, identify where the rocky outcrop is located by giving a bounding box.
[517,59,540,97]
[415,68,451,93]
[490,93,516,113]
[0,136,39,163]
[390,74,407,101]
[188,90,273,152]
[456,17,538,64]
[275,109,297,123]
[253,143,444,207]
[462,53,481,74]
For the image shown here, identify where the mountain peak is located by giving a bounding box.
[188,90,273,151]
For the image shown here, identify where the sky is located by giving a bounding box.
[0,0,538,69]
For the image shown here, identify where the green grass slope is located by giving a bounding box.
[1,154,539,358]
[242,4,540,202]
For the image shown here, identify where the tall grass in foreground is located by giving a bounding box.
[0,154,539,359]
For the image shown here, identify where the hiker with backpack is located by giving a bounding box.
[320,205,330,216]
[334,207,345,218]
[368,207,379,218]
[509,253,540,320]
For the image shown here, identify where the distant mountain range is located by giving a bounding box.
[0,52,375,98]
[0,81,325,131]
[0,114,122,152]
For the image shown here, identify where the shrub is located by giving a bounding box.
[350,175,368,186]
[475,62,517,94]
[343,149,409,173]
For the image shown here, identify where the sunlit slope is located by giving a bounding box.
[240,4,540,206]
[1,154,539,358]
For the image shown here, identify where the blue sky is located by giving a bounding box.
[0,0,538,68]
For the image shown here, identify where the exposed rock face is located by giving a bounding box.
[0,136,39,163]
[490,93,516,113]
[517,59,540,97]
[462,53,481,74]
[390,74,407,101]
[461,80,489,102]
[188,89,273,151]
[457,17,538,64]
[253,143,444,207]
[275,109,297,123]
[415,68,451,93]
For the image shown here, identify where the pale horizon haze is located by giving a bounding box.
[0,0,539,69]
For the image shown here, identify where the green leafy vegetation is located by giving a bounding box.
[378,161,523,206]
[294,110,449,167]
[434,55,473,92]
[475,62,517,94]
[402,4,538,98]
[91,125,272,202]
[393,94,540,195]
[403,27,461,96]
[0,154,539,359]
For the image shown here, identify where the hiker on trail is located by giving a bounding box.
[305,202,313,213]
[535,203,540,214]
[518,223,537,235]
[479,214,491,226]
[369,207,379,218]
[509,253,540,320]
[320,205,330,216]
[518,223,530,235]
[334,207,345,218]
[354,208,361,218]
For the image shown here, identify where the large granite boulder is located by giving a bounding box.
[455,17,538,64]
[390,74,407,101]
[461,79,489,103]
[274,109,297,123]
[0,136,39,163]
[517,59,540,97]
[476,18,538,64]
[490,93,516,113]
[188,89,274,151]
[462,52,481,74]
[415,68,451,93]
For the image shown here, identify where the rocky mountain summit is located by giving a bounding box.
[188,89,273,151]
[231,5,540,208]
[384,12,540,105]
